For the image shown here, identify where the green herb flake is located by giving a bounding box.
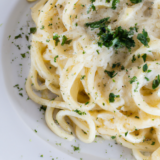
[87,4,96,14]
[15,34,22,39]
[25,35,29,41]
[85,17,110,29]
[14,84,19,89]
[112,0,120,10]
[152,75,160,89]
[19,93,23,97]
[129,76,137,84]
[111,136,116,139]
[125,131,128,137]
[147,70,152,73]
[72,146,80,151]
[81,75,86,80]
[54,55,59,62]
[112,63,120,68]
[73,109,86,115]
[61,35,72,46]
[53,34,60,46]
[40,25,45,30]
[131,55,136,63]
[34,130,37,133]
[145,77,149,81]
[143,64,148,72]
[30,27,37,34]
[142,54,147,62]
[121,66,125,70]
[21,53,26,58]
[151,142,155,145]
[104,70,117,78]
[137,29,150,47]
[28,45,31,50]
[85,101,89,105]
[39,105,46,111]
[135,116,139,119]
[109,93,120,103]
[130,0,142,4]
[96,50,100,54]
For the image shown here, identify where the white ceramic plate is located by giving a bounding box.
[0,0,135,159]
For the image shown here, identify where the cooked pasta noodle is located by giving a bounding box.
[26,0,160,159]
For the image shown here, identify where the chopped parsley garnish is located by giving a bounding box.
[14,84,19,89]
[150,127,153,133]
[135,116,139,119]
[15,34,22,39]
[25,35,29,41]
[129,23,138,32]
[19,93,23,97]
[61,35,72,45]
[80,75,86,80]
[40,155,43,157]
[152,75,160,89]
[112,0,120,10]
[85,17,110,29]
[53,34,60,46]
[112,63,120,68]
[147,70,152,73]
[142,54,147,62]
[21,53,26,58]
[121,66,125,70]
[129,76,137,84]
[73,109,86,115]
[39,105,46,111]
[48,23,52,26]
[34,130,37,133]
[46,39,50,42]
[111,136,116,139]
[98,26,135,50]
[30,27,37,34]
[96,50,100,54]
[134,82,139,92]
[54,55,59,62]
[104,70,117,78]
[109,93,120,103]
[72,146,80,151]
[87,4,96,14]
[137,29,150,47]
[40,25,45,30]
[130,0,142,4]
[131,55,136,63]
[125,131,128,136]
[85,101,89,105]
[151,142,155,145]
[55,120,59,124]
[143,64,148,72]
[145,77,149,81]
